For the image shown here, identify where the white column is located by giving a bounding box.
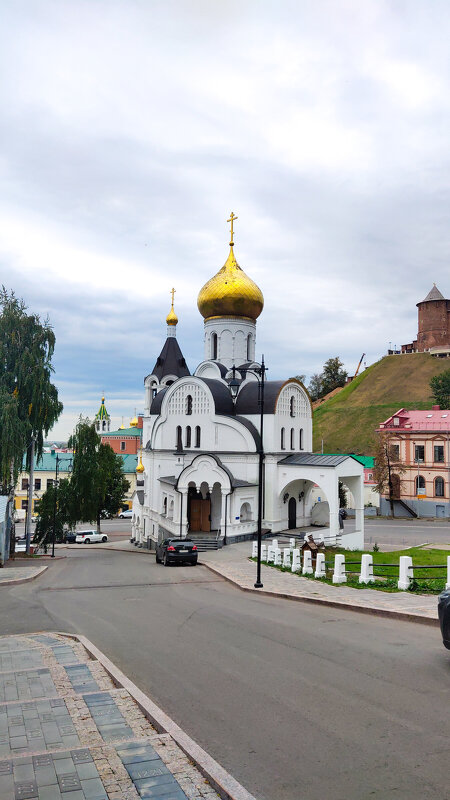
[302,551,313,575]
[180,489,189,538]
[359,554,374,584]
[315,552,326,578]
[333,553,347,584]
[398,556,413,590]
[220,489,228,538]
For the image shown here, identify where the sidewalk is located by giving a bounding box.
[0,566,48,585]
[0,632,255,800]
[200,542,439,625]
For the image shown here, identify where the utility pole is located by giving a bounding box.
[25,437,34,554]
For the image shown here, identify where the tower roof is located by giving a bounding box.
[420,284,445,303]
[197,213,264,321]
[150,337,190,381]
[95,396,110,421]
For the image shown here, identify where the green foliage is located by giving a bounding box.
[321,357,348,396]
[67,418,130,529]
[35,479,71,545]
[0,287,62,492]
[338,481,347,508]
[430,369,450,409]
[308,373,323,401]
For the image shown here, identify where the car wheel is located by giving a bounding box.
[163,553,170,567]
[102,536,107,542]
[155,553,161,563]
[84,539,90,544]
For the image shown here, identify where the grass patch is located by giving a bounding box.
[251,546,449,594]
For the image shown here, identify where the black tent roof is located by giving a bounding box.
[148,337,190,381]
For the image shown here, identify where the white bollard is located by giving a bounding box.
[261,544,267,562]
[291,549,301,573]
[289,538,296,550]
[267,546,275,563]
[333,553,347,584]
[272,539,278,549]
[274,547,282,566]
[398,556,413,590]
[315,552,326,579]
[302,550,313,575]
[446,556,450,591]
[252,541,258,558]
[359,553,374,584]
[283,548,291,568]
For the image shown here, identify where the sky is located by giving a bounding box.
[1,0,449,439]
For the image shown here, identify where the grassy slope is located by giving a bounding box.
[313,353,450,454]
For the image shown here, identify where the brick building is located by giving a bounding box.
[402,284,450,356]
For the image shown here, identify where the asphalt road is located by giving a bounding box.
[363,518,450,549]
[0,548,449,800]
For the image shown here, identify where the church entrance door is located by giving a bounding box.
[189,498,211,533]
[288,497,297,529]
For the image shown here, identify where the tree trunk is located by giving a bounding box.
[96,512,101,535]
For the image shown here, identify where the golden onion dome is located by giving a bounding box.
[166,287,178,326]
[130,415,138,427]
[197,245,264,321]
[136,453,145,473]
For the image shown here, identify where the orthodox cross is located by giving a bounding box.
[170,287,176,307]
[228,212,238,245]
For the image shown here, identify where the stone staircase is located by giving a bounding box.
[188,531,221,551]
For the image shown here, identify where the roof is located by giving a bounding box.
[95,397,110,421]
[320,453,375,468]
[158,476,177,486]
[420,284,445,303]
[279,453,361,467]
[235,380,286,415]
[121,454,139,473]
[102,428,142,438]
[379,407,450,432]
[136,490,145,505]
[150,378,235,417]
[149,337,190,381]
[20,452,138,475]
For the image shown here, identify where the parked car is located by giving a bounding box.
[438,589,450,649]
[63,530,77,544]
[118,510,133,519]
[75,530,108,544]
[155,538,198,566]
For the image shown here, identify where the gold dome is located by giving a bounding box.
[130,415,138,427]
[197,245,264,321]
[166,287,178,326]
[136,452,145,473]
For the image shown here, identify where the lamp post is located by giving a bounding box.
[229,357,267,589]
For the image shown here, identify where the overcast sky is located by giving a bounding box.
[1,0,449,438]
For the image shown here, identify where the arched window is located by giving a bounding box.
[299,428,303,450]
[102,420,106,431]
[186,395,193,415]
[246,334,252,361]
[176,425,182,450]
[415,475,426,493]
[185,426,191,448]
[162,497,167,516]
[435,477,445,497]
[290,397,295,417]
[211,332,217,359]
[290,428,295,450]
[195,426,201,448]
[281,427,285,450]
[240,502,252,522]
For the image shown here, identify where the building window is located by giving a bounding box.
[185,426,191,448]
[195,426,201,448]
[290,397,295,417]
[391,444,400,460]
[34,479,41,491]
[247,334,252,361]
[299,428,303,450]
[211,332,217,359]
[176,426,182,450]
[415,475,426,493]
[120,441,126,451]
[162,497,167,516]
[281,427,285,450]
[21,500,28,510]
[434,445,444,463]
[435,477,445,497]
[186,395,193,415]
[415,445,425,463]
[290,428,295,450]
[21,478,29,491]
[47,479,54,489]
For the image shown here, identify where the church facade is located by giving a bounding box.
[132,218,364,548]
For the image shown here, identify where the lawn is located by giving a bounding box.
[251,545,449,594]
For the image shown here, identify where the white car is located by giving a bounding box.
[75,530,108,544]
[118,510,133,519]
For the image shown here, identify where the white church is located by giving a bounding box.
[131,216,364,549]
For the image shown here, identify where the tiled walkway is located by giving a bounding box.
[0,634,220,800]
[204,544,439,622]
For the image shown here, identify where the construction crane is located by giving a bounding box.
[353,353,365,380]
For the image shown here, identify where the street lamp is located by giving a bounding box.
[229,357,267,589]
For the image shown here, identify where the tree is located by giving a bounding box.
[292,374,306,384]
[34,478,71,547]
[430,369,450,409]
[68,418,130,532]
[321,357,348,396]
[373,431,405,517]
[308,373,323,401]
[0,288,62,494]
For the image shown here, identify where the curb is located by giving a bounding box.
[61,632,256,800]
[202,563,439,628]
[0,565,48,586]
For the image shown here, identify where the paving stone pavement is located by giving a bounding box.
[204,544,440,622]
[0,634,221,800]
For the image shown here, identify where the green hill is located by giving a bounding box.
[313,353,450,455]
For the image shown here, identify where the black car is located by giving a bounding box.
[63,530,77,544]
[155,538,198,566]
[438,589,450,649]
